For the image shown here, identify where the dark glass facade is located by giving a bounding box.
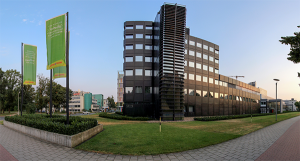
[123,3,261,120]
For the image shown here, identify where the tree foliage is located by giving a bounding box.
[294,101,300,110]
[107,96,116,109]
[36,74,50,112]
[279,25,300,63]
[46,81,73,111]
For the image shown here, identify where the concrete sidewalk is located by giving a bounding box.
[0,116,299,161]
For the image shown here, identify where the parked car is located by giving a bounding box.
[82,111,90,114]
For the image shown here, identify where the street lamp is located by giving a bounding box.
[273,79,280,121]
[18,91,20,115]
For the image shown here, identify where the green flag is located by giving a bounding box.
[46,13,66,70]
[23,44,37,85]
[53,66,66,79]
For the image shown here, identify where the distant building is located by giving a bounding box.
[69,90,103,112]
[93,94,104,111]
[283,98,298,111]
[117,71,124,112]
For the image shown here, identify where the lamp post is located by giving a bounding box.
[18,91,20,115]
[273,79,280,121]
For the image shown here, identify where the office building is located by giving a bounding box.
[117,71,124,111]
[123,3,261,120]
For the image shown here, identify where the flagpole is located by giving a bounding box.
[21,43,23,116]
[66,12,69,124]
[50,69,52,117]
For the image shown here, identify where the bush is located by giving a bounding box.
[5,114,98,135]
[194,113,274,121]
[115,112,123,115]
[26,104,36,114]
[99,113,149,121]
[61,110,66,113]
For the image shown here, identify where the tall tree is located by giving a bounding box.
[295,101,300,111]
[279,25,300,63]
[0,68,8,113]
[46,81,73,111]
[3,69,21,113]
[36,74,50,113]
[107,96,116,109]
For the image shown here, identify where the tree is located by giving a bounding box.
[0,68,8,113]
[279,25,300,63]
[46,81,73,111]
[3,69,21,113]
[107,96,116,109]
[36,74,50,113]
[295,101,300,111]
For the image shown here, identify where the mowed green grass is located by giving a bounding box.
[0,120,3,125]
[0,111,18,117]
[75,112,300,155]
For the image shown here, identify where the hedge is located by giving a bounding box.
[99,113,149,121]
[5,114,98,135]
[115,112,123,115]
[194,113,274,121]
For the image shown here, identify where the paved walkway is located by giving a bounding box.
[0,116,299,161]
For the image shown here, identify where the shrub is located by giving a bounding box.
[99,113,149,121]
[115,112,123,115]
[26,104,36,114]
[4,114,98,135]
[194,113,274,121]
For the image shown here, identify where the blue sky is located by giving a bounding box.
[0,0,299,101]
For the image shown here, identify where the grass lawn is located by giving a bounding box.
[0,120,3,125]
[75,112,300,155]
[0,111,18,117]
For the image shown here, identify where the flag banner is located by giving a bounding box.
[53,66,66,79]
[46,13,66,70]
[23,44,37,85]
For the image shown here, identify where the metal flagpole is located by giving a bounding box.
[66,12,69,124]
[21,43,23,116]
[50,69,52,117]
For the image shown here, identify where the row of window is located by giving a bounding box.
[70,101,80,103]
[184,89,257,102]
[125,69,152,76]
[71,97,80,99]
[125,34,153,39]
[125,56,152,62]
[184,74,228,86]
[125,44,152,50]
[125,25,152,30]
[185,40,219,54]
[185,50,219,63]
[125,86,152,94]
[184,62,219,74]
[69,105,81,107]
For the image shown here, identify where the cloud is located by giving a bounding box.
[23,19,27,22]
[38,21,42,25]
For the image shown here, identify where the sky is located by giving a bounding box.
[0,0,299,101]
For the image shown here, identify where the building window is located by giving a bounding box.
[135,56,143,62]
[196,90,201,96]
[209,47,214,52]
[197,42,202,48]
[125,35,133,39]
[125,45,133,50]
[125,57,133,62]
[136,34,143,39]
[184,89,187,95]
[145,45,152,50]
[145,57,152,62]
[189,40,195,46]
[215,59,219,64]
[203,76,207,82]
[184,60,187,66]
[136,44,143,49]
[196,63,201,69]
[145,86,152,93]
[224,82,228,87]
[236,96,240,101]
[196,75,201,81]
[224,94,228,99]
[189,50,195,56]
[196,52,201,58]
[184,73,187,79]
[146,26,152,30]
[189,61,194,68]
[145,35,152,39]
[135,86,142,93]
[135,69,142,76]
[203,65,208,71]
[125,70,133,76]
[125,26,133,29]
[185,49,187,54]
[185,39,187,44]
[189,74,194,80]
[220,93,224,99]
[215,50,219,54]
[209,67,213,72]
[125,87,133,93]
[145,70,152,76]
[189,106,194,112]
[209,92,213,98]
[219,81,223,86]
[215,92,219,98]
[136,25,143,29]
[215,68,219,74]
[203,54,208,60]
[209,78,213,84]
[189,89,194,96]
[209,56,214,62]
[203,45,208,50]
[203,91,208,97]
[229,95,232,100]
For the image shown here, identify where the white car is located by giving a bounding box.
[82,112,90,114]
